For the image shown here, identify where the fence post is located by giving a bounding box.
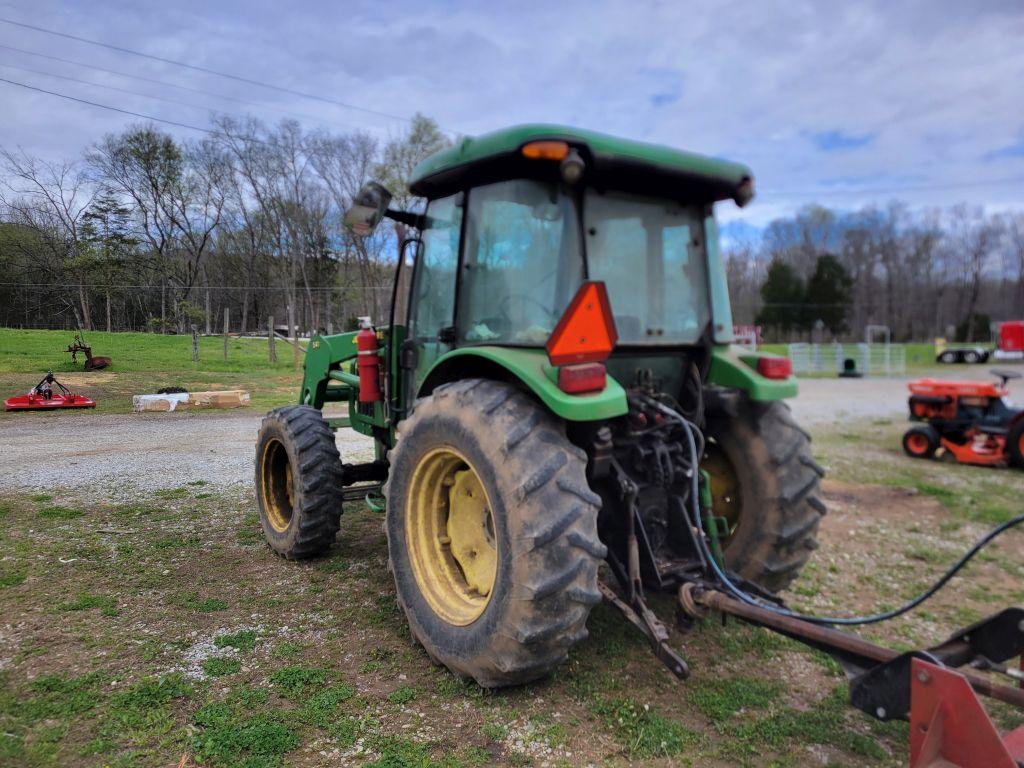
[268,315,277,363]
[223,307,229,360]
[288,304,299,371]
[192,325,199,363]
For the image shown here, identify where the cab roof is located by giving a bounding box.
[408,124,754,206]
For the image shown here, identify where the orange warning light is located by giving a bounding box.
[521,140,570,160]
[546,281,618,366]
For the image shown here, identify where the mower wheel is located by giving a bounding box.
[255,405,344,558]
[384,379,605,688]
[705,400,826,593]
[1009,420,1024,468]
[902,426,939,459]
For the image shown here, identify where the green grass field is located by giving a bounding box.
[0,328,303,414]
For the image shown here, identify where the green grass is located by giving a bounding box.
[0,327,304,414]
[387,685,416,705]
[56,592,117,613]
[268,666,329,700]
[202,658,242,677]
[188,597,229,612]
[592,697,703,758]
[0,327,298,374]
[0,565,27,588]
[687,676,782,721]
[37,505,84,520]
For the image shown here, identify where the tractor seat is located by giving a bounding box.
[977,424,1008,436]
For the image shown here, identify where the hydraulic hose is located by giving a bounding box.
[657,399,1024,627]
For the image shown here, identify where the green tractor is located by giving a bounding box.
[255,125,826,686]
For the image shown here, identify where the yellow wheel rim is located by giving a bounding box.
[702,441,741,545]
[406,447,497,626]
[260,438,294,532]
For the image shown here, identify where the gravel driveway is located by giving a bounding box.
[2,372,1019,493]
[0,410,374,494]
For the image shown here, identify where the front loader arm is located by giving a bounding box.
[298,330,392,448]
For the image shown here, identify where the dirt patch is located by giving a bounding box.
[58,373,118,386]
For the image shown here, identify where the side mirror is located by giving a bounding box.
[343,182,393,236]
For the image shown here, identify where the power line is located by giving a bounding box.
[0,61,246,122]
[0,75,220,135]
[0,43,362,131]
[0,16,415,125]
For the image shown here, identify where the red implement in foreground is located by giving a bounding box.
[4,371,96,411]
[910,658,1024,768]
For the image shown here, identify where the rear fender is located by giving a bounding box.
[418,347,628,422]
[707,345,797,401]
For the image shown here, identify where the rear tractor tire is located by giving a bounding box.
[384,379,606,688]
[1008,419,1024,468]
[255,405,345,558]
[902,425,940,459]
[704,399,826,593]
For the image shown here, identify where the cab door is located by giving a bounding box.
[404,193,464,397]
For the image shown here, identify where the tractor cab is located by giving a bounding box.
[347,125,765,412]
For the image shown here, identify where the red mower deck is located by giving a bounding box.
[4,372,97,412]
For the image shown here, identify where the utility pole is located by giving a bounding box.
[223,307,230,360]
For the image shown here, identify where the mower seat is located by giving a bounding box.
[992,368,1022,387]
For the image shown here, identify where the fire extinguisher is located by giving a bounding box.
[356,317,382,404]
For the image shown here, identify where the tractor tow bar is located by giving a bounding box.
[690,588,1024,715]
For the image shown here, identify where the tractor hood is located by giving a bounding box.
[409,124,754,207]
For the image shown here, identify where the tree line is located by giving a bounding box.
[726,203,1024,342]
[1,117,1022,343]
[0,114,449,334]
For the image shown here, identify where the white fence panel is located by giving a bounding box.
[786,343,905,376]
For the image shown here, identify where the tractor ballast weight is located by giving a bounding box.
[255,125,1022,762]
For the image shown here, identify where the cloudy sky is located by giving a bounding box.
[0,0,1022,227]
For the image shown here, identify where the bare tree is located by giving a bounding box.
[0,149,96,327]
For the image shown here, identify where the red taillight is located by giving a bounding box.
[757,356,792,380]
[557,362,607,394]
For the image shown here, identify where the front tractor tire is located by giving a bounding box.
[384,379,606,688]
[704,400,826,593]
[255,405,345,559]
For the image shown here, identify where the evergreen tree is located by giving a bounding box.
[756,258,805,336]
[804,253,853,336]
